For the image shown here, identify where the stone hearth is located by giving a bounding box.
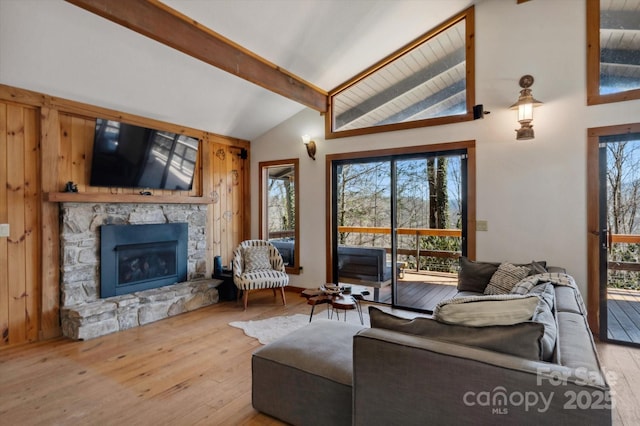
[59,203,221,340]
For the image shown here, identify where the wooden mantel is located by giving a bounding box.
[44,192,214,204]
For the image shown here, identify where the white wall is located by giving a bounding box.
[250,0,640,300]
[0,0,302,141]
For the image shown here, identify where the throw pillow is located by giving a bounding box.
[243,246,271,272]
[433,294,540,326]
[484,262,530,295]
[529,283,557,361]
[456,257,500,293]
[528,260,548,275]
[369,307,544,360]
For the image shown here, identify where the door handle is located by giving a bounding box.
[599,229,608,251]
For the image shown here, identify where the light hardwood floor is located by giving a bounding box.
[0,289,639,425]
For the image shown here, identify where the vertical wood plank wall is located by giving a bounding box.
[0,102,41,347]
[0,84,250,347]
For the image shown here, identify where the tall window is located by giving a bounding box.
[259,159,300,274]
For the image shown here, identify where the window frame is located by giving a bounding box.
[587,0,640,105]
[324,6,475,139]
[325,140,476,283]
[259,158,301,275]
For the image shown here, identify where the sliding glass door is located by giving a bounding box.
[334,160,392,302]
[393,154,465,311]
[332,147,468,312]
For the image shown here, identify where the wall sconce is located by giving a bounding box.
[510,75,543,140]
[302,134,316,160]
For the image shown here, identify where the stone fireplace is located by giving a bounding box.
[60,203,221,340]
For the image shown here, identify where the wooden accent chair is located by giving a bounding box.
[232,240,289,310]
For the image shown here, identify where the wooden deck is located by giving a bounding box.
[351,270,459,312]
[607,287,640,344]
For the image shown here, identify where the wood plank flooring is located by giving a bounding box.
[0,288,638,425]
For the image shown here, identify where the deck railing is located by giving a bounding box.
[338,226,462,272]
[268,230,295,240]
[608,233,640,272]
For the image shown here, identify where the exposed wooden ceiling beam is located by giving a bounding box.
[65,0,328,113]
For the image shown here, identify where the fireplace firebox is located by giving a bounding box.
[100,223,188,298]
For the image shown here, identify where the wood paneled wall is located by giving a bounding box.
[0,84,250,347]
[0,102,41,347]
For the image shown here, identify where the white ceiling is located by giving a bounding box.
[0,0,476,140]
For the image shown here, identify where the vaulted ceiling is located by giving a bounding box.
[0,0,476,141]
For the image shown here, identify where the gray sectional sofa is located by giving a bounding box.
[251,259,612,425]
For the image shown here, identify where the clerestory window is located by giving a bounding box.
[326,6,475,139]
[587,0,640,105]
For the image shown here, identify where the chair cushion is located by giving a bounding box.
[244,246,272,272]
[235,270,289,290]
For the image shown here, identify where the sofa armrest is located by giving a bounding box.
[352,328,611,425]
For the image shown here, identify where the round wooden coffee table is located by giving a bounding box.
[301,286,364,324]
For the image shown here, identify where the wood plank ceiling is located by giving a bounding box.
[600,0,640,93]
[333,20,467,132]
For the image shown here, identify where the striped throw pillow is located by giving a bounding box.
[484,262,530,295]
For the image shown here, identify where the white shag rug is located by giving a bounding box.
[230,311,370,345]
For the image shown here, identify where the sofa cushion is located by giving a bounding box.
[244,246,271,272]
[554,285,584,314]
[555,312,606,386]
[369,307,544,360]
[528,283,557,361]
[433,294,541,326]
[484,262,530,295]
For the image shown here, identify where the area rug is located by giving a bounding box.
[230,311,370,345]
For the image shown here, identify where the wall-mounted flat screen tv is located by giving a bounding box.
[90,118,199,191]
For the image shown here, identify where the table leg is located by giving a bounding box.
[309,304,316,323]
[355,300,363,325]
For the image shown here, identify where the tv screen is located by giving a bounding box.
[90,118,199,191]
